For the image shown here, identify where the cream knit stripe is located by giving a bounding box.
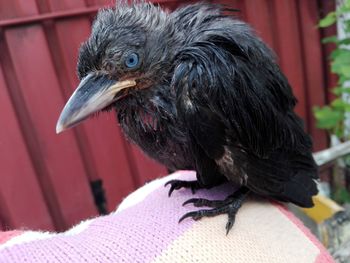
[153,200,320,263]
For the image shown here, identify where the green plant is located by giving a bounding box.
[314,0,350,204]
[314,0,350,140]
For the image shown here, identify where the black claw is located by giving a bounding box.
[225,223,232,235]
[179,212,195,223]
[168,187,175,197]
[169,185,180,197]
[182,197,225,208]
[164,179,201,197]
[225,219,235,235]
[190,185,196,194]
[164,180,179,187]
[225,206,237,235]
[182,198,198,206]
[178,211,204,223]
[164,180,180,197]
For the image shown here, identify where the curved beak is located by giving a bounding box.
[56,73,136,134]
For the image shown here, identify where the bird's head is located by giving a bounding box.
[56,2,176,133]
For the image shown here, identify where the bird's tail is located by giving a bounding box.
[274,150,318,208]
[237,143,318,208]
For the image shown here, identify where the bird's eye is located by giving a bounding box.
[125,53,139,69]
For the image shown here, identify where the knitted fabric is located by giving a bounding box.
[0,171,334,262]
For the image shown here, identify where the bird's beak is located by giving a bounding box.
[56,73,136,133]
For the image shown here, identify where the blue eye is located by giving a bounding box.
[125,53,139,68]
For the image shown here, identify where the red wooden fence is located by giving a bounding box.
[0,0,333,231]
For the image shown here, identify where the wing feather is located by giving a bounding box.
[172,10,318,206]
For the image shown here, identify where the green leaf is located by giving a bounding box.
[331,98,347,109]
[331,51,350,76]
[334,63,350,78]
[341,66,350,77]
[319,12,336,27]
[332,87,342,96]
[339,75,349,85]
[330,49,350,61]
[313,106,344,129]
[332,87,350,95]
[345,0,350,8]
[330,49,350,60]
[322,36,338,44]
[336,0,350,15]
[331,99,350,111]
[338,38,350,46]
[337,5,350,14]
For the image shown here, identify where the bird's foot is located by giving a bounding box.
[164,179,202,197]
[180,187,250,235]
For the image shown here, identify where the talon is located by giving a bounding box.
[182,198,197,206]
[225,207,237,235]
[164,180,176,187]
[225,220,234,235]
[168,187,175,197]
[178,212,193,223]
[164,179,201,197]
[168,184,181,197]
[178,211,203,223]
[190,185,196,194]
[182,197,225,208]
[165,180,181,197]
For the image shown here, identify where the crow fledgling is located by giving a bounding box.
[56,1,318,234]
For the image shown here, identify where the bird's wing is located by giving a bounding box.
[173,25,307,158]
[172,19,318,205]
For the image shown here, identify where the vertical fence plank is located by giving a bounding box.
[243,0,275,50]
[297,0,328,151]
[0,64,54,230]
[270,0,307,124]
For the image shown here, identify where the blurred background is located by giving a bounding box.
[0,0,343,238]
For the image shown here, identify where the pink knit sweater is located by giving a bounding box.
[0,171,334,262]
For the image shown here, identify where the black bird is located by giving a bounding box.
[56,1,318,234]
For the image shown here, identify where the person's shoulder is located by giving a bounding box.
[117,170,334,263]
[0,171,334,263]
